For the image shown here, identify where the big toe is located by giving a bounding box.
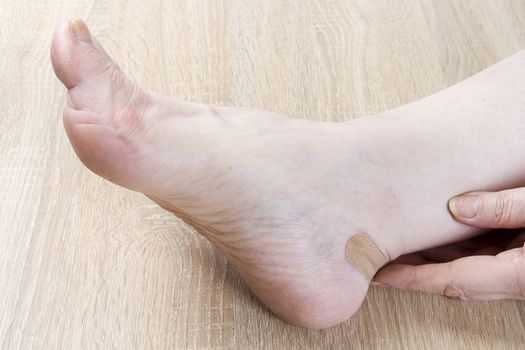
[51,20,115,89]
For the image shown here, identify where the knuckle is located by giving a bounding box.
[441,263,472,301]
[492,193,514,227]
[442,281,470,300]
[405,269,421,291]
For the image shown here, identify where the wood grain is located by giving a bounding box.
[1,0,525,349]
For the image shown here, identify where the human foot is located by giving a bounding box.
[52,20,525,328]
[52,20,374,328]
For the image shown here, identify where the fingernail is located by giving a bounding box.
[70,19,92,43]
[370,280,388,288]
[449,195,479,219]
[370,276,391,288]
[443,285,461,299]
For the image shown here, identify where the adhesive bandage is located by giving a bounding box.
[345,232,389,281]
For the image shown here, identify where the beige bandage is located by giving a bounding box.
[345,233,389,281]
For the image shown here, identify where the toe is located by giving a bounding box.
[51,20,207,192]
[51,20,143,186]
[52,19,140,124]
[51,20,116,90]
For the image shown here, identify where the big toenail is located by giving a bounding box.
[70,19,92,43]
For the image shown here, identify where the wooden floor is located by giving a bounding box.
[2,0,525,349]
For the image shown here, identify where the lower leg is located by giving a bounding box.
[364,50,525,256]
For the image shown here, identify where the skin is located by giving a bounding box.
[375,190,525,300]
[52,20,525,328]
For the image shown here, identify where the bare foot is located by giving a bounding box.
[51,20,525,328]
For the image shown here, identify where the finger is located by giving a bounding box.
[449,188,525,229]
[374,247,525,301]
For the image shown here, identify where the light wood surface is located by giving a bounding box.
[2,0,525,349]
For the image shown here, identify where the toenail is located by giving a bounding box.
[70,19,92,43]
[449,195,479,219]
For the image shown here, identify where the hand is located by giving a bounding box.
[374,189,525,300]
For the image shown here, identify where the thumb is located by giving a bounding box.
[374,247,525,301]
[449,188,525,229]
